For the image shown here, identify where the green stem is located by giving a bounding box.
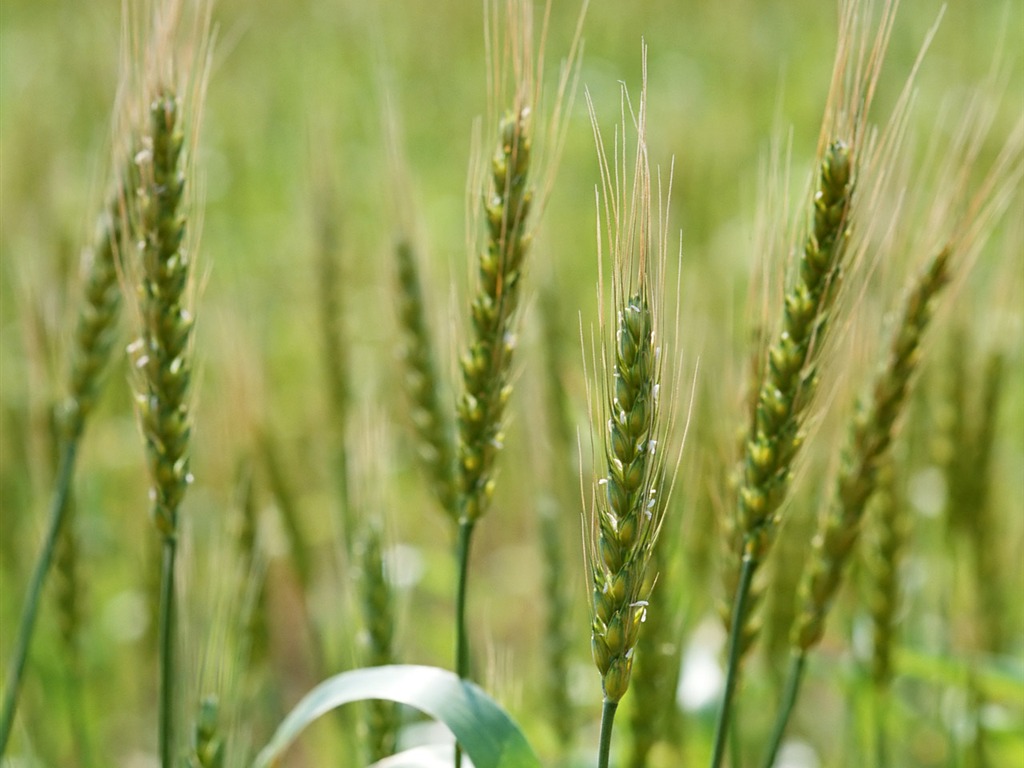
[158,534,178,768]
[0,439,79,756]
[454,518,475,680]
[454,517,476,768]
[729,697,742,768]
[760,652,807,768]
[872,683,889,768]
[65,653,93,768]
[710,553,757,768]
[598,699,619,768]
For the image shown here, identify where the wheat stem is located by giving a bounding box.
[130,89,194,768]
[0,440,78,755]
[759,652,806,768]
[0,167,129,758]
[710,553,756,768]
[597,699,619,768]
[54,485,92,767]
[454,518,476,682]
[157,536,178,768]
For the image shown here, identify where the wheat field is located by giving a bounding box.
[1,1,1022,767]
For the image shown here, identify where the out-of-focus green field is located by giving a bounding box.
[1,1,1022,766]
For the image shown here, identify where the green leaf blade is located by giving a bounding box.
[252,665,540,768]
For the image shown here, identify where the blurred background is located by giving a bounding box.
[1,1,1022,766]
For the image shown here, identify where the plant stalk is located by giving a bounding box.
[454,517,476,768]
[760,651,807,768]
[872,683,890,768]
[158,534,178,768]
[0,438,79,756]
[455,519,476,680]
[65,647,93,768]
[710,553,757,768]
[598,699,619,768]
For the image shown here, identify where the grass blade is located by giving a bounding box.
[253,665,541,768]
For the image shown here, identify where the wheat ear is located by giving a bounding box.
[585,55,677,767]
[456,108,533,525]
[453,106,534,695]
[722,138,854,655]
[590,290,665,757]
[792,248,949,650]
[761,246,952,768]
[129,87,197,768]
[713,139,854,768]
[395,239,458,518]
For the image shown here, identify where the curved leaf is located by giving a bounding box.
[252,665,540,768]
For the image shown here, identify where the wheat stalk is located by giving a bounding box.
[713,137,855,768]
[129,85,196,768]
[0,164,133,760]
[584,49,680,768]
[710,2,914,757]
